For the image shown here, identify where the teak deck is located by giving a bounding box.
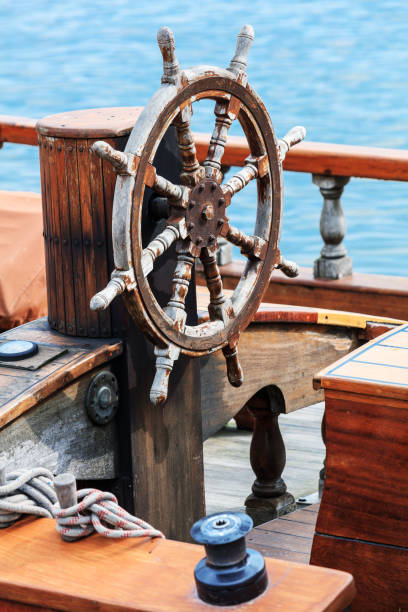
[249,504,319,565]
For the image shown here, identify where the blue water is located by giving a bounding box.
[1,1,408,274]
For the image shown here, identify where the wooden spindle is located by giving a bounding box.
[313,175,352,279]
[245,387,295,525]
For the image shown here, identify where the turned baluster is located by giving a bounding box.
[313,175,352,279]
[245,387,295,526]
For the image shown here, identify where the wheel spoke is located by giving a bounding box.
[222,154,268,199]
[173,104,205,187]
[144,164,184,202]
[203,96,241,182]
[141,225,181,277]
[164,249,195,330]
[200,248,234,325]
[222,341,243,387]
[221,223,267,260]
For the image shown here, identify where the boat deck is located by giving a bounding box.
[204,401,325,515]
[203,402,324,562]
[248,504,319,564]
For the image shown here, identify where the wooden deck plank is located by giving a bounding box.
[248,504,319,563]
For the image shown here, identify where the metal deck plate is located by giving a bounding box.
[0,341,67,371]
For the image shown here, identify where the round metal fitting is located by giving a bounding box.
[0,340,38,361]
[191,512,267,605]
[86,370,119,426]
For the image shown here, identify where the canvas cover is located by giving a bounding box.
[0,191,46,330]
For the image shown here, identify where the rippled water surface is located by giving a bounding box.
[1,1,408,274]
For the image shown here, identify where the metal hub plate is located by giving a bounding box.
[185,178,226,249]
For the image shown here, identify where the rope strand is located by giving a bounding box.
[0,467,56,528]
[54,488,164,540]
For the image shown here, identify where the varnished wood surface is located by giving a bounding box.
[315,323,408,400]
[0,115,37,145]
[0,318,122,429]
[197,262,408,321]
[0,517,355,612]
[312,329,408,610]
[249,504,318,564]
[195,132,408,181]
[315,390,408,548]
[311,535,408,612]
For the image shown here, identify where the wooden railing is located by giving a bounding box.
[195,133,408,279]
[2,114,408,280]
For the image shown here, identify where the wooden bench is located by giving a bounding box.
[311,324,408,610]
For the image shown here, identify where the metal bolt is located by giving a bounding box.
[218,197,225,207]
[210,182,217,192]
[189,200,196,209]
[196,236,203,245]
[208,234,215,243]
[201,204,214,221]
[198,184,204,193]
[187,222,195,231]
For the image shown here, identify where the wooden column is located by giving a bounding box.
[245,387,295,525]
[36,108,205,541]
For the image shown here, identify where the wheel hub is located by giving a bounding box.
[186,178,227,251]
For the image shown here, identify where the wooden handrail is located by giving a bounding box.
[2,115,408,182]
[194,133,408,182]
[0,115,38,145]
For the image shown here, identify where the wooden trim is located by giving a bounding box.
[196,262,408,321]
[3,114,408,181]
[195,132,408,181]
[0,116,38,146]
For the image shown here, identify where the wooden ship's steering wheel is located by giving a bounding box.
[90,25,305,405]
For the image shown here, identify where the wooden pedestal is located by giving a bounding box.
[311,324,408,610]
[35,108,204,541]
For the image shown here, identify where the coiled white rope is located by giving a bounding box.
[0,466,56,528]
[54,487,164,541]
[0,467,164,541]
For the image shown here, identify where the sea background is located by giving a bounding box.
[1,0,407,275]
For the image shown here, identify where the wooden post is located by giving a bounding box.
[313,175,352,279]
[245,387,295,525]
[36,108,205,541]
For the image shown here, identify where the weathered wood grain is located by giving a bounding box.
[0,366,117,480]
[0,318,122,429]
[0,517,355,611]
[200,322,359,439]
